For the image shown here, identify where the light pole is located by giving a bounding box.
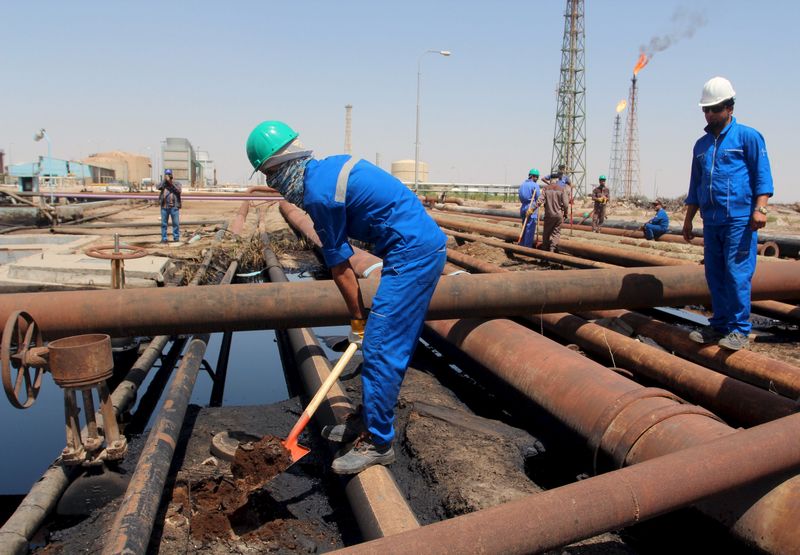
[33,128,53,203]
[414,49,451,192]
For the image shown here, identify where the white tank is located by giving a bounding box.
[391,159,428,184]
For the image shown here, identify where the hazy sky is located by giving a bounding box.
[3,1,798,201]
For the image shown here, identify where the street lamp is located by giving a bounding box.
[33,128,53,203]
[414,49,451,192]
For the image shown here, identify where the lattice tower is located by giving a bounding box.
[622,76,640,198]
[607,113,624,199]
[550,0,587,196]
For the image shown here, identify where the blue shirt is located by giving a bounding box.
[686,117,773,225]
[544,173,571,188]
[518,178,541,216]
[303,155,447,268]
[647,208,669,228]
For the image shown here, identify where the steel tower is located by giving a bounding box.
[607,100,626,199]
[551,0,587,196]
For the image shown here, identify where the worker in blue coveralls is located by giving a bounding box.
[542,163,571,189]
[518,168,541,247]
[682,77,773,352]
[246,121,447,474]
[641,199,669,240]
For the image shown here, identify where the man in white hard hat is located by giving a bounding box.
[682,77,774,351]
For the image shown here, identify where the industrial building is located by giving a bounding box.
[82,151,152,186]
[7,157,114,192]
[162,137,202,187]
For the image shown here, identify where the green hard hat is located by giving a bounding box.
[246,121,299,176]
[599,175,607,181]
[529,168,540,176]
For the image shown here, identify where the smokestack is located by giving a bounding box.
[344,104,353,155]
[0,150,5,174]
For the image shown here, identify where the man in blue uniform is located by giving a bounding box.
[682,77,773,351]
[247,121,447,474]
[543,164,571,188]
[642,199,669,240]
[518,168,541,247]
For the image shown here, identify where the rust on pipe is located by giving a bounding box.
[2,261,800,340]
[583,309,800,400]
[444,229,614,269]
[757,240,780,257]
[750,299,800,325]
[535,312,795,425]
[332,412,800,555]
[102,335,209,555]
[431,213,694,267]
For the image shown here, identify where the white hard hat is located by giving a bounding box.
[699,77,736,107]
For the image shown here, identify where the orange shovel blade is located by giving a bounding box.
[282,437,310,464]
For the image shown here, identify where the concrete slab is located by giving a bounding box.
[0,234,171,291]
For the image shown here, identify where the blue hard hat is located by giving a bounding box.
[164,169,173,175]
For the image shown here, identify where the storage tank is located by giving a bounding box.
[391,159,428,184]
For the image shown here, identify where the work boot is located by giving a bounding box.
[688,325,725,344]
[321,407,364,443]
[718,331,749,351]
[331,434,395,475]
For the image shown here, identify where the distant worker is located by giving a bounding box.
[542,164,571,188]
[642,199,669,240]
[246,121,447,474]
[157,169,181,243]
[518,168,541,247]
[683,76,773,351]
[591,175,610,232]
[540,181,569,252]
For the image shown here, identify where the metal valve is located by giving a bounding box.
[1,310,127,465]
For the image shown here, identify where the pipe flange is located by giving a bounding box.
[85,244,148,260]
[589,387,682,474]
[608,404,724,469]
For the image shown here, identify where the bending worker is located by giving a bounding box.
[642,199,669,240]
[518,168,541,247]
[683,76,773,351]
[591,175,610,232]
[246,121,447,474]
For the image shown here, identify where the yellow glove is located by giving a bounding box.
[525,207,534,216]
[349,318,366,349]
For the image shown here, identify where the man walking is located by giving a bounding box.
[518,168,541,247]
[540,181,569,252]
[247,121,447,474]
[683,77,773,351]
[591,176,610,232]
[157,169,181,243]
[642,199,669,240]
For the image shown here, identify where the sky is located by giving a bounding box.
[3,0,799,202]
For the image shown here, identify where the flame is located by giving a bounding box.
[616,99,627,113]
[633,52,648,76]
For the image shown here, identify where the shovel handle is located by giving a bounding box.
[517,212,529,244]
[285,341,360,445]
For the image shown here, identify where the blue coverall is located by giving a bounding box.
[304,155,447,445]
[686,117,774,335]
[518,178,541,247]
[643,208,669,240]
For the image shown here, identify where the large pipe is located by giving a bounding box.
[445,248,794,425]
[750,299,800,325]
[583,308,800,400]
[3,261,799,340]
[331,411,800,555]
[422,316,800,551]
[102,335,209,555]
[262,237,419,538]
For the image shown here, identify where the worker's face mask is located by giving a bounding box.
[267,156,311,208]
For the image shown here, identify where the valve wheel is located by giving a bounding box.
[1,311,45,409]
[84,244,148,260]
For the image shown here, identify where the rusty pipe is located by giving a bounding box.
[102,335,209,555]
[444,229,614,269]
[332,411,800,555]
[431,213,694,267]
[750,299,800,325]
[583,309,800,400]
[3,261,800,340]
[535,312,795,425]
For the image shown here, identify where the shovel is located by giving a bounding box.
[281,341,360,463]
[517,212,530,245]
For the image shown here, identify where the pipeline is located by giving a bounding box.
[3,261,800,339]
[332,411,800,555]
[445,248,794,425]
[444,229,614,269]
[263,237,419,538]
[431,213,695,267]
[582,309,800,400]
[750,299,800,326]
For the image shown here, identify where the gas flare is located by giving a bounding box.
[616,99,627,113]
[633,53,648,76]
